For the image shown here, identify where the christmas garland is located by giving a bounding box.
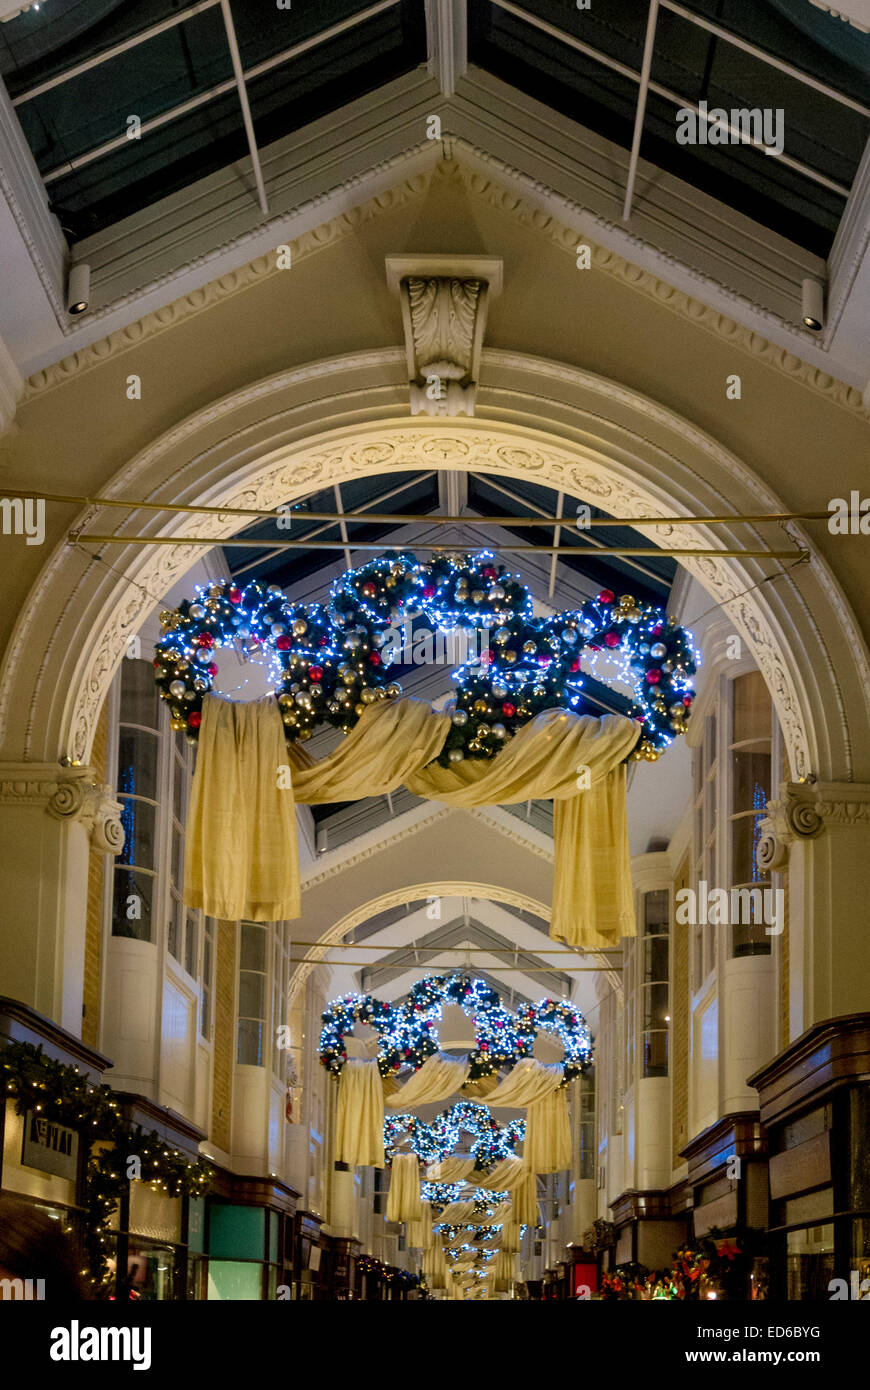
[319,973,593,1085]
[1,1042,212,1291]
[384,1101,525,1170]
[154,550,697,762]
[599,1230,760,1301]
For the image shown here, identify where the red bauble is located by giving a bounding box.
[362,582,377,598]
[570,657,581,672]
[308,665,324,681]
[369,651,381,666]
[537,653,551,667]
[207,662,218,677]
[682,694,693,707]
[188,711,202,729]
[276,635,291,651]
[502,701,516,718]
[604,632,620,648]
[482,567,497,581]
[652,621,664,635]
[645,668,662,684]
[422,584,436,599]
[636,714,646,723]
[228,587,242,604]
[196,632,214,648]
[480,649,494,666]
[598,588,615,604]
[152,657,161,669]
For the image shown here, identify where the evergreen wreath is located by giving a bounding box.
[154,551,697,762]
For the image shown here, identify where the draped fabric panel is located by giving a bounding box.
[513,1173,539,1227]
[186,696,639,948]
[422,1242,446,1288]
[406,1199,433,1250]
[184,695,300,921]
[386,1153,422,1223]
[334,1060,384,1167]
[525,1088,573,1174]
[481,1057,564,1107]
[426,1157,527,1191]
[383,1053,470,1109]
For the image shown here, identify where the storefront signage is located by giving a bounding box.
[21,1111,78,1181]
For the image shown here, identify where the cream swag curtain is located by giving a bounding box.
[186,694,639,948]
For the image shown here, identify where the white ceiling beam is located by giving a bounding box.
[622,0,660,224]
[425,0,468,97]
[219,0,269,218]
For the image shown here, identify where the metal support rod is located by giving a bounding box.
[71,533,803,558]
[288,957,619,971]
[548,490,564,599]
[333,482,353,572]
[5,487,831,528]
[220,0,268,217]
[623,0,660,223]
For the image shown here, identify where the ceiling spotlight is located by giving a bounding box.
[66,261,90,316]
[801,277,825,332]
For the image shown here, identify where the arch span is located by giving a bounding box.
[1,349,866,783]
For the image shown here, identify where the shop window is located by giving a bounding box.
[641,889,669,1078]
[786,1222,835,1300]
[201,1203,279,1301]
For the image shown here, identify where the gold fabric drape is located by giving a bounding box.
[386,1152,422,1223]
[186,695,639,948]
[334,1059,384,1167]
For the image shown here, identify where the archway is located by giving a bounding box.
[1,349,866,783]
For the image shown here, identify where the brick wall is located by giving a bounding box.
[81,701,109,1049]
[211,919,237,1151]
[672,854,690,1168]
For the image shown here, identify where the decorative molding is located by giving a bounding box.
[386,254,502,416]
[19,154,868,417]
[808,1,870,32]
[0,762,124,852]
[300,805,453,888]
[759,779,870,866]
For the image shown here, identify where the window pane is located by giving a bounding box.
[240,923,267,972]
[168,894,183,961]
[643,935,669,982]
[238,1018,264,1066]
[786,1224,835,1301]
[239,972,265,1021]
[733,671,770,745]
[117,727,159,802]
[642,982,669,1031]
[173,753,185,826]
[171,826,183,889]
[120,658,160,729]
[643,889,669,934]
[731,748,771,815]
[112,869,154,941]
[732,918,772,959]
[642,1030,668,1079]
[731,814,768,886]
[185,914,198,977]
[118,797,157,869]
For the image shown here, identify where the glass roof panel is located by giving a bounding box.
[469,0,869,255]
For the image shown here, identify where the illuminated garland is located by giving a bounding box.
[384,1102,525,1170]
[1,1042,212,1292]
[154,551,697,759]
[320,973,593,1084]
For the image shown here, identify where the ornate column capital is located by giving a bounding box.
[0,762,124,855]
[386,255,502,417]
[757,780,870,870]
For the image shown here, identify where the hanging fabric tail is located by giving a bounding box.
[334,1059,385,1167]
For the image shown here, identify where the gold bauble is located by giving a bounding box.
[170,717,186,731]
[473,699,488,713]
[159,609,173,627]
[385,683,401,698]
[208,585,222,598]
[354,703,366,716]
[361,688,376,704]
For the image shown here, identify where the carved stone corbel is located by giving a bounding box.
[386,255,503,417]
[757,780,870,871]
[0,763,125,855]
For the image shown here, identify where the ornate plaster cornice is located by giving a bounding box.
[0,762,125,853]
[20,155,868,418]
[757,779,870,870]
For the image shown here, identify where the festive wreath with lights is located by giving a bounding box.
[384,1101,525,1170]
[319,973,593,1085]
[153,550,697,762]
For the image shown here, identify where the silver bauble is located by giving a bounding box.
[451,709,468,726]
[188,603,205,620]
[169,680,186,698]
[650,642,668,660]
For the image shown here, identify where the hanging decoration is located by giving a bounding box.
[1,1042,212,1292]
[154,551,697,759]
[384,1102,525,1171]
[319,972,593,1084]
